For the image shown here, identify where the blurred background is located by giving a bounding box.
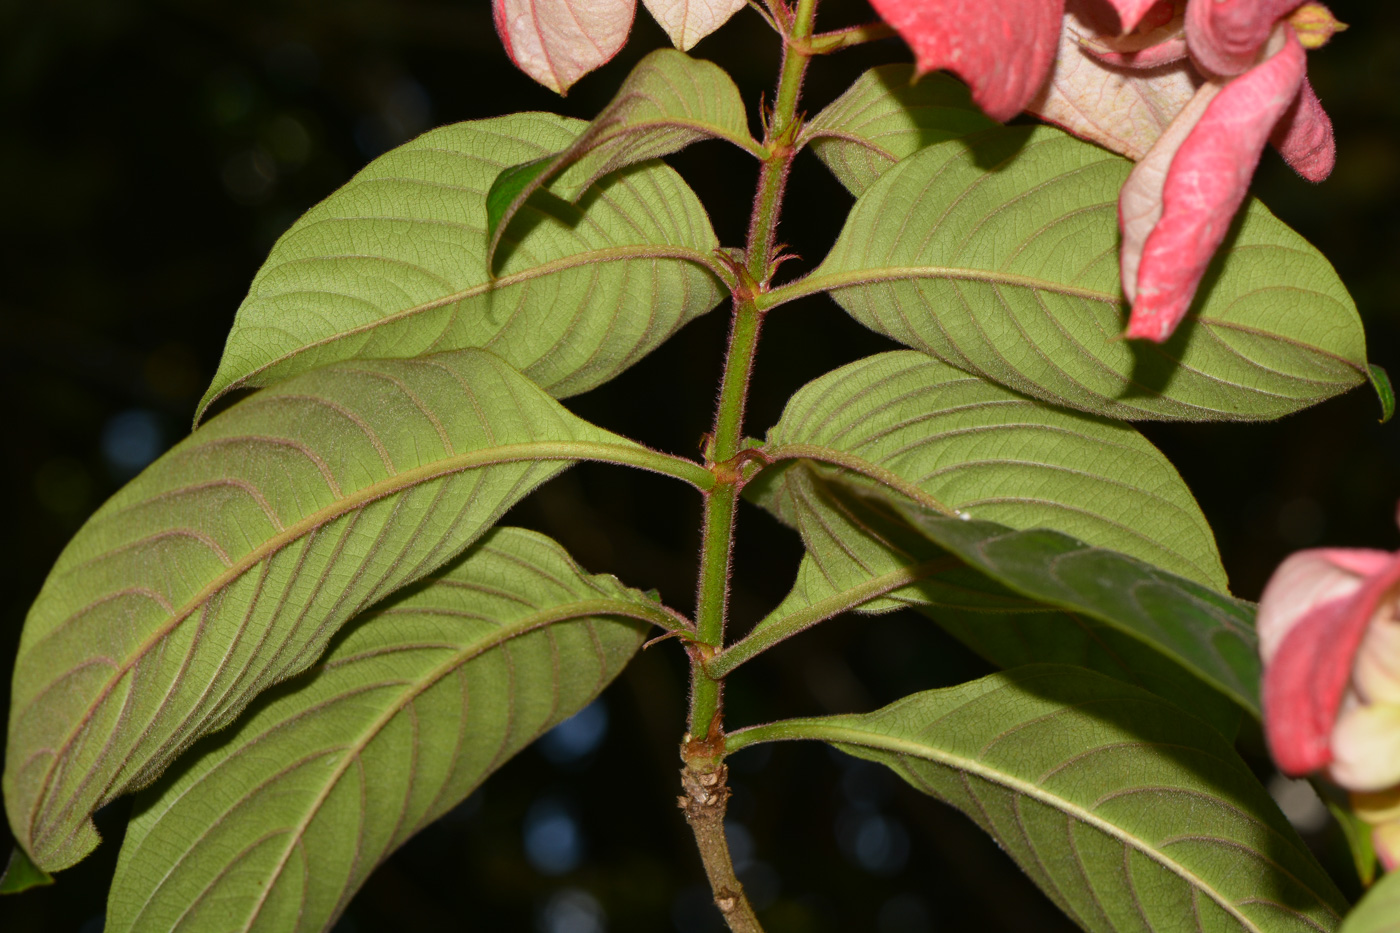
[1,1,1396,930]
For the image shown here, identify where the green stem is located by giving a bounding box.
[753,264,1115,312]
[688,0,819,741]
[568,441,717,489]
[683,4,820,931]
[724,716,831,757]
[802,21,897,55]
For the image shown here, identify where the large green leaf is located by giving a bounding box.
[733,666,1347,932]
[5,348,706,872]
[750,350,1227,590]
[196,112,725,421]
[723,473,1255,730]
[106,527,667,933]
[1341,870,1400,932]
[802,65,995,196]
[486,49,760,260]
[765,125,1368,422]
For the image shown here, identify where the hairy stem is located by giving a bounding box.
[684,1,821,929]
[803,21,898,54]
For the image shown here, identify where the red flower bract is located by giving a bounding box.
[867,0,1065,121]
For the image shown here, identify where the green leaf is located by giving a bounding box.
[1324,792,1378,888]
[903,502,1258,719]
[483,155,554,240]
[723,474,1255,731]
[106,527,664,933]
[0,847,53,894]
[751,350,1228,590]
[735,666,1347,932]
[1368,364,1394,424]
[5,348,706,872]
[1341,869,1400,933]
[765,125,1368,422]
[802,65,996,196]
[196,112,725,421]
[487,49,760,262]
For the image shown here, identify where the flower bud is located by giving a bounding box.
[1288,3,1347,50]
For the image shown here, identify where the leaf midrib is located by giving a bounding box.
[783,721,1286,932]
[757,269,1367,376]
[757,264,1116,311]
[763,444,956,517]
[570,113,764,161]
[27,440,700,845]
[201,244,725,414]
[141,597,652,933]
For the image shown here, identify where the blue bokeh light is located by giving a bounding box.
[538,699,608,765]
[524,797,584,875]
[836,807,910,875]
[101,408,165,476]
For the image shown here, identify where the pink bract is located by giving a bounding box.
[1121,26,1307,341]
[1099,0,1167,34]
[868,0,1065,121]
[1259,548,1400,774]
[1186,0,1302,75]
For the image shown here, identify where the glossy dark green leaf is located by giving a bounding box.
[106,527,667,933]
[730,472,1254,731]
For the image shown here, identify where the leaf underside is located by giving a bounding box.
[753,350,1228,591]
[747,472,1257,731]
[197,112,723,420]
[803,65,996,196]
[106,527,653,933]
[801,123,1367,422]
[5,349,639,871]
[788,666,1347,932]
[487,49,756,259]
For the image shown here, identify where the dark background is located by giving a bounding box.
[2,1,1397,930]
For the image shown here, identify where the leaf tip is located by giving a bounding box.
[0,847,54,895]
[193,376,236,428]
[1367,363,1394,424]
